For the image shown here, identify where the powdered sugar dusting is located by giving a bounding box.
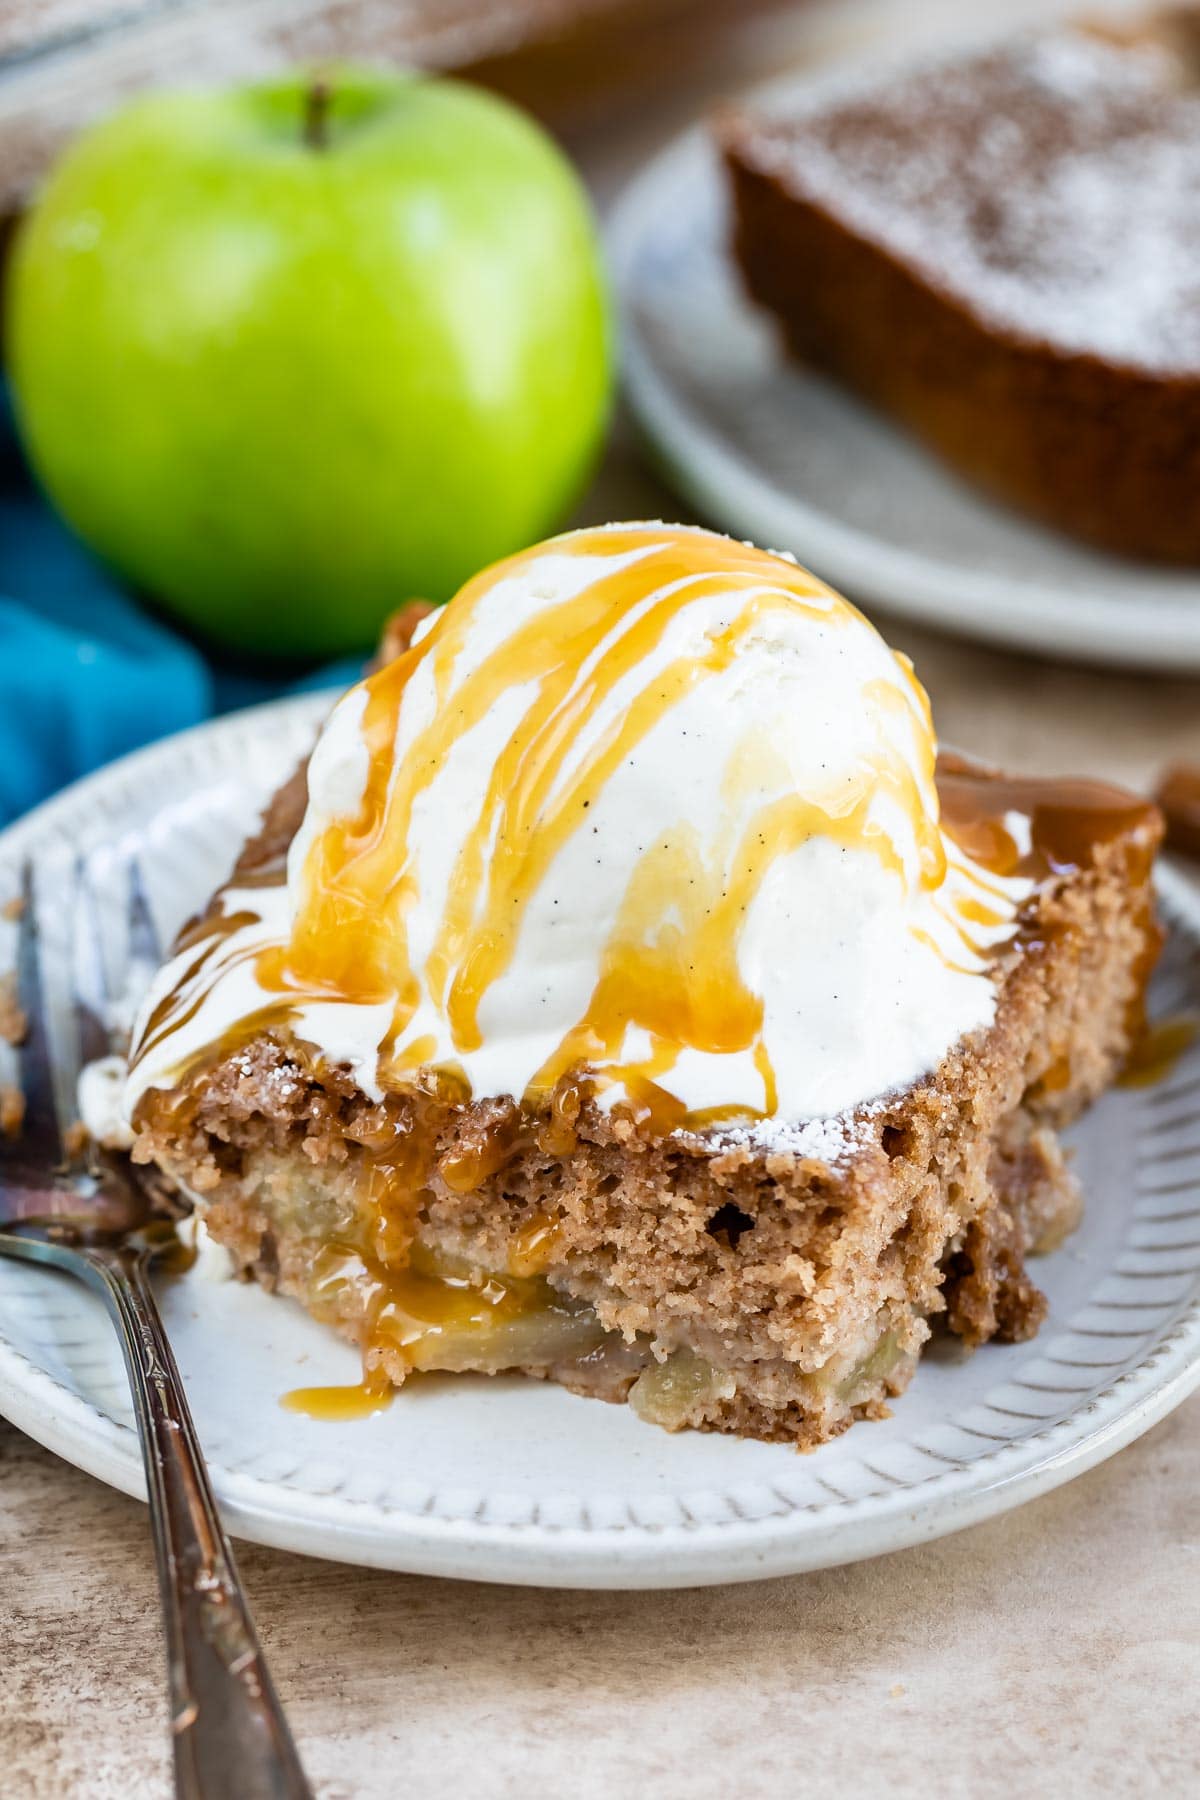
[687,1101,883,1168]
[741,25,1200,374]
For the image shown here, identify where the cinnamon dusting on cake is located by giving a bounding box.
[722,12,1200,560]
[733,26,1200,373]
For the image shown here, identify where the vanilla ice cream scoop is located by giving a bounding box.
[127,525,1028,1126]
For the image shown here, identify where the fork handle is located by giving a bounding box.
[86,1248,314,1800]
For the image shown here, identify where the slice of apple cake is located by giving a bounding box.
[124,526,1162,1445]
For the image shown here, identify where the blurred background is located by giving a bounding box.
[5,9,1200,1794]
[1,0,1197,829]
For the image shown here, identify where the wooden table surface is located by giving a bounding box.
[4,4,1200,1795]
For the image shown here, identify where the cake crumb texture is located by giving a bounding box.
[132,784,1160,1448]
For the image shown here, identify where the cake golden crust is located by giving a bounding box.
[130,755,1163,1449]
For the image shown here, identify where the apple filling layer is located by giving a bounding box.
[188,1136,925,1434]
[309,1239,609,1376]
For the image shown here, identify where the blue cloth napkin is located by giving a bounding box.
[0,389,363,827]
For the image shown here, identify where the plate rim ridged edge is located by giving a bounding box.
[0,696,1198,1587]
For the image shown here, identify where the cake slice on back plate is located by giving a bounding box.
[124,525,1162,1447]
[721,9,1200,562]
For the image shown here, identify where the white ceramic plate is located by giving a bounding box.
[607,79,1200,671]
[2,698,1200,1588]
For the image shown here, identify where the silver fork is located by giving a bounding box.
[0,858,313,1800]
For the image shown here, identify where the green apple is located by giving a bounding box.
[4,69,611,655]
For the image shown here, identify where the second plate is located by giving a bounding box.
[608,82,1200,671]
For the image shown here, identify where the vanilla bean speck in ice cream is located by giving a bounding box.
[124,524,1029,1131]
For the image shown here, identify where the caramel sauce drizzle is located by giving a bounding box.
[252,527,949,1122]
[1153,762,1200,862]
[938,753,1165,1058]
[937,758,1161,886]
[132,536,1167,1142]
[280,1229,592,1419]
[282,1371,394,1422]
[124,549,1167,1415]
[1118,1015,1198,1089]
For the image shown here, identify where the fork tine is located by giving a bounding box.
[5,856,162,1176]
[73,855,115,1072]
[127,855,163,968]
[14,861,65,1162]
[72,856,119,1176]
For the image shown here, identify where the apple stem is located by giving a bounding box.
[304,78,332,151]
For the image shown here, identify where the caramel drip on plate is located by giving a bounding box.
[1118,1015,1198,1089]
[282,1372,394,1421]
[279,1228,603,1420]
